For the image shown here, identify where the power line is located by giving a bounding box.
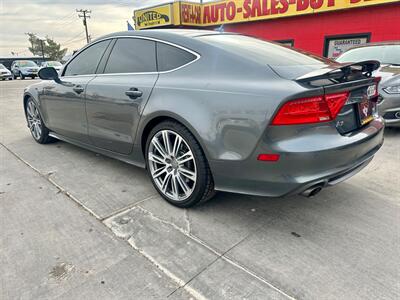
[58,11,76,22]
[51,17,79,29]
[61,31,85,45]
[63,36,87,47]
[76,9,91,44]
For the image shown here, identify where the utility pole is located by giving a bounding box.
[76,9,91,44]
[39,39,45,59]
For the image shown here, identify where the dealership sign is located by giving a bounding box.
[326,35,369,59]
[134,0,399,28]
[134,4,173,29]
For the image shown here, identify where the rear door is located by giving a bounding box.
[85,37,158,155]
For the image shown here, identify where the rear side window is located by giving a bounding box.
[197,34,330,66]
[104,38,156,74]
[64,40,111,76]
[157,42,197,72]
[197,34,335,79]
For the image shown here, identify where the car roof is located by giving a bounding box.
[102,29,226,38]
[94,29,235,46]
[347,41,400,50]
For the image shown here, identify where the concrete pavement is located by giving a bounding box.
[1,79,399,299]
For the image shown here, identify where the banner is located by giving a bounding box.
[134,0,400,29]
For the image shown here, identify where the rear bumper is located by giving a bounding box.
[210,117,385,197]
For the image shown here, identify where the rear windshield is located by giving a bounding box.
[336,45,400,65]
[197,34,336,79]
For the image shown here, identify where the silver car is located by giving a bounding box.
[40,61,63,73]
[337,42,400,127]
[0,63,13,80]
[23,30,384,208]
[11,60,40,80]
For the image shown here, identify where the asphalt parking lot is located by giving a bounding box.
[1,79,399,300]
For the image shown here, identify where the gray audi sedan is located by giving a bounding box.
[23,30,384,208]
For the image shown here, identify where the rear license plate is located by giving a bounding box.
[358,99,374,125]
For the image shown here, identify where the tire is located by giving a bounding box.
[145,121,215,208]
[31,76,36,79]
[25,98,54,144]
[20,72,25,80]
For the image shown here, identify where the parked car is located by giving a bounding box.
[40,61,63,73]
[23,30,384,208]
[0,63,13,80]
[11,60,40,79]
[337,42,400,127]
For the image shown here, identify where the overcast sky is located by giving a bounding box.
[1,0,200,57]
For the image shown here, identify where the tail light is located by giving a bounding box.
[271,92,350,125]
[257,154,280,162]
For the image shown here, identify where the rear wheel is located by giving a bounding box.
[25,98,54,144]
[145,121,215,208]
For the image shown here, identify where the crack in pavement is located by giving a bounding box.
[99,195,157,222]
[109,205,297,300]
[128,238,208,300]
[1,143,101,220]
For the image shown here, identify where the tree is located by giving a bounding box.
[27,33,67,61]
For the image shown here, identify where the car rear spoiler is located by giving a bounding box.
[296,60,380,83]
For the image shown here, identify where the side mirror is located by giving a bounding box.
[38,67,61,83]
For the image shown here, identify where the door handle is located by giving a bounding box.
[125,88,143,99]
[73,85,84,94]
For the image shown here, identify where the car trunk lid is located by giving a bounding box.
[294,61,381,134]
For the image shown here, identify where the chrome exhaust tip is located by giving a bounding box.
[301,186,323,198]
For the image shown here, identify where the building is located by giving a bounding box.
[133,0,400,58]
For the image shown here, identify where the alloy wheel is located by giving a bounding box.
[26,101,42,140]
[148,130,197,201]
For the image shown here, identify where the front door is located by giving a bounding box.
[85,38,158,155]
[41,39,112,143]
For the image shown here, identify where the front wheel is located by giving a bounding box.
[19,72,25,80]
[146,121,215,208]
[25,98,54,144]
